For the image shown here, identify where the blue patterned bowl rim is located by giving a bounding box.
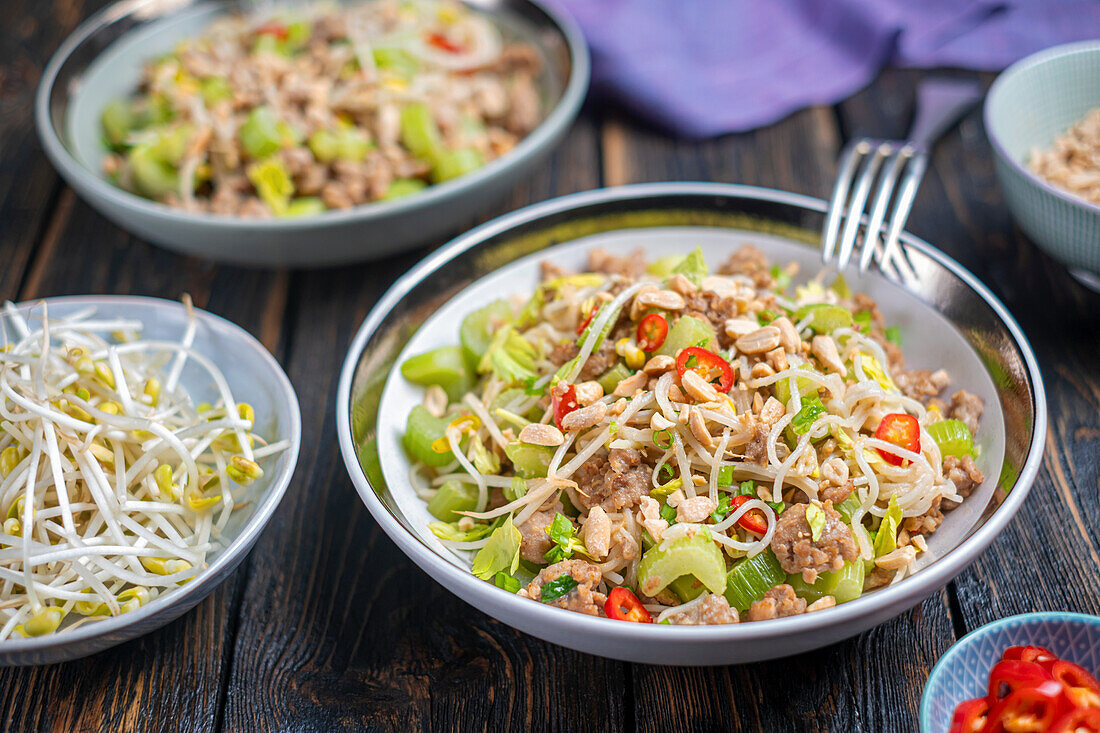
[920,612,1100,732]
[984,39,1100,215]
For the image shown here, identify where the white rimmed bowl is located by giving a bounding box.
[35,0,589,268]
[0,295,301,666]
[336,183,1046,666]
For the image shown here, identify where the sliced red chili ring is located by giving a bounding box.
[605,587,653,623]
[984,680,1068,732]
[675,346,734,394]
[576,305,599,336]
[1050,707,1100,733]
[552,384,580,429]
[1048,660,1100,698]
[426,31,464,53]
[730,495,769,535]
[636,313,669,352]
[873,413,921,466]
[1003,645,1057,664]
[987,660,1054,701]
[255,21,289,39]
[947,697,989,733]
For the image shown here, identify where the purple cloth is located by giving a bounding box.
[548,0,1100,137]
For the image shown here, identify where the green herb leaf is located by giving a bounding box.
[791,396,827,435]
[737,480,756,496]
[471,516,522,580]
[805,502,826,542]
[717,465,734,487]
[505,476,527,502]
[711,494,732,522]
[670,246,708,285]
[770,264,793,291]
[539,574,579,602]
[543,513,587,563]
[885,326,902,346]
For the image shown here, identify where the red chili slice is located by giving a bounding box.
[1003,645,1057,664]
[636,313,669,352]
[1048,660,1100,703]
[605,587,653,623]
[730,495,768,535]
[984,680,1068,733]
[552,384,580,428]
[1050,707,1100,733]
[987,660,1054,701]
[427,31,464,53]
[576,305,599,336]
[947,697,989,733]
[255,21,289,39]
[873,413,921,466]
[676,346,734,394]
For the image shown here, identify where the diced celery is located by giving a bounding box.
[252,34,282,56]
[926,419,973,458]
[787,560,864,604]
[308,129,341,163]
[400,102,444,162]
[373,46,419,76]
[471,519,521,580]
[834,494,862,524]
[101,100,135,148]
[400,345,472,402]
[427,479,478,521]
[431,148,484,183]
[246,158,294,215]
[478,327,537,384]
[794,303,854,333]
[773,365,818,405]
[637,529,727,598]
[669,573,708,603]
[283,20,312,51]
[239,106,283,158]
[670,246,707,283]
[596,363,633,395]
[872,493,903,559]
[280,197,326,218]
[200,76,232,106]
[382,178,427,200]
[460,299,513,368]
[656,315,718,357]
[504,442,554,479]
[402,405,456,467]
[336,126,372,161]
[128,145,179,199]
[646,254,685,277]
[723,550,785,611]
[151,125,193,164]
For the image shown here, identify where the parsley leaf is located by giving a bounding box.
[543,513,587,563]
[540,574,579,602]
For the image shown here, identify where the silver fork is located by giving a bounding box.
[821,79,983,281]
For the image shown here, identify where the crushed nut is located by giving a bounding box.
[736,326,782,354]
[574,380,604,405]
[560,402,609,431]
[518,423,565,446]
[681,370,720,403]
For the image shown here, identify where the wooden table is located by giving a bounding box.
[2,2,1099,730]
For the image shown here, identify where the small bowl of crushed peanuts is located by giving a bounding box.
[985,40,1100,291]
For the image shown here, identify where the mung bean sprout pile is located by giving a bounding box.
[399,245,987,626]
[0,298,288,639]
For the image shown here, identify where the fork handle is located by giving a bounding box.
[907,78,984,148]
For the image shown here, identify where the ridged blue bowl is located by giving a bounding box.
[985,41,1100,288]
[921,612,1100,733]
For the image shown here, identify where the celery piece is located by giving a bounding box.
[128,145,179,200]
[834,494,862,524]
[669,573,708,603]
[794,303,854,334]
[670,246,708,284]
[135,95,174,127]
[478,327,538,385]
[723,550,786,611]
[400,102,444,162]
[337,127,372,161]
[646,254,685,277]
[239,106,283,158]
[830,560,866,603]
[637,529,726,598]
[471,518,521,580]
[786,570,840,603]
[280,197,326,218]
[504,442,554,479]
[885,325,902,346]
[308,129,341,163]
[427,479,478,521]
[926,419,974,458]
[252,34,282,56]
[101,100,135,148]
[872,494,903,559]
[460,299,513,368]
[403,405,456,467]
[431,148,484,183]
[656,315,718,357]
[247,158,294,215]
[400,345,472,402]
[790,396,826,435]
[373,46,419,76]
[152,125,193,164]
[773,365,817,406]
[382,178,427,201]
[199,76,232,106]
[283,20,312,51]
[428,518,496,542]
[596,363,633,395]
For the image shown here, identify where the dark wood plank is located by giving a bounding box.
[220,118,630,733]
[837,69,1100,634]
[601,103,958,732]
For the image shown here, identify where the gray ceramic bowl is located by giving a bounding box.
[985,41,1100,289]
[0,296,301,666]
[35,0,588,268]
[336,183,1047,666]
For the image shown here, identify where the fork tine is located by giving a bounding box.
[822,140,869,265]
[859,145,909,273]
[880,149,928,277]
[836,143,888,270]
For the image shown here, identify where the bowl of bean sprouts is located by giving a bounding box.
[0,295,300,666]
[337,183,1046,665]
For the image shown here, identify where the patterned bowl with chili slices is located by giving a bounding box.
[336,183,1047,666]
[921,612,1100,732]
[35,0,588,267]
